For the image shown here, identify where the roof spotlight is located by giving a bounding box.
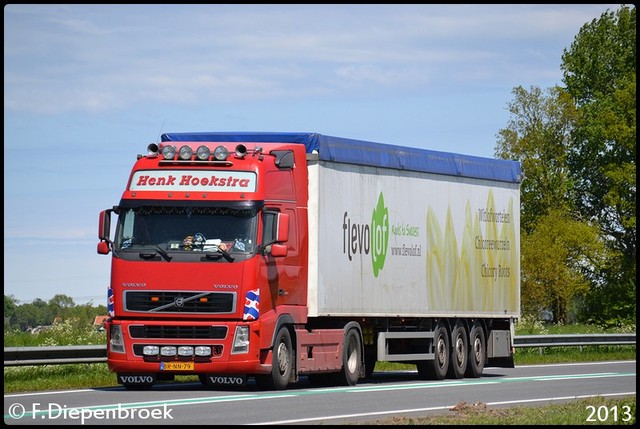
[161,145,176,160]
[213,145,229,161]
[179,145,193,160]
[196,145,211,161]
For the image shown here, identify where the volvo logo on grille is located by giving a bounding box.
[174,297,185,307]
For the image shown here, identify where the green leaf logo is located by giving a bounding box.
[371,192,389,277]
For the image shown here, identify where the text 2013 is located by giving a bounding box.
[586,405,633,422]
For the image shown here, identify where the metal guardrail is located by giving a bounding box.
[4,345,107,366]
[3,334,635,367]
[514,333,636,348]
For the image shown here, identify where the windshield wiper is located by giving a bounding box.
[138,243,172,262]
[204,248,234,262]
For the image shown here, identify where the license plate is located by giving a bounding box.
[160,361,194,371]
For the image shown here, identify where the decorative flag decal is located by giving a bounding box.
[107,287,115,317]
[243,289,260,320]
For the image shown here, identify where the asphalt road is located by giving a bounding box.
[4,360,636,425]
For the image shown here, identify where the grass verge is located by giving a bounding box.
[358,395,636,425]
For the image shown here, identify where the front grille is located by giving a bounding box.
[124,291,235,313]
[129,325,228,339]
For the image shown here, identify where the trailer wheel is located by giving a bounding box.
[465,322,485,378]
[256,326,294,390]
[417,322,449,380]
[330,328,362,386]
[447,321,468,379]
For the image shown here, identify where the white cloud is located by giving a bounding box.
[4,4,618,114]
[3,3,626,303]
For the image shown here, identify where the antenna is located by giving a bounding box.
[156,119,166,143]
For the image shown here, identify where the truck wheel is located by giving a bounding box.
[417,323,449,380]
[447,321,468,379]
[465,322,485,378]
[329,328,362,386]
[256,326,294,390]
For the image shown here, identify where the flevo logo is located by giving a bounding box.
[342,192,389,277]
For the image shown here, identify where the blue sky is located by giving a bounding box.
[4,4,621,305]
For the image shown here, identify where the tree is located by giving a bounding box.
[495,85,578,233]
[69,301,108,327]
[48,294,75,309]
[521,209,606,324]
[4,295,18,329]
[560,5,636,325]
[4,295,108,331]
[48,294,76,321]
[495,85,606,323]
[11,298,53,331]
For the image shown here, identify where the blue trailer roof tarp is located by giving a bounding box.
[161,132,521,184]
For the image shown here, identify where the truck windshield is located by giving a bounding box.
[114,205,257,258]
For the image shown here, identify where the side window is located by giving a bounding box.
[262,209,279,246]
[118,209,135,249]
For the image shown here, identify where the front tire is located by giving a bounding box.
[256,326,294,390]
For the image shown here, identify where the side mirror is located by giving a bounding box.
[276,212,289,243]
[270,243,288,257]
[98,209,113,255]
[98,209,112,241]
[97,241,111,255]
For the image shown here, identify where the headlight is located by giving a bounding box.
[232,325,250,354]
[110,325,125,353]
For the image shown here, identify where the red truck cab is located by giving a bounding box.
[98,137,314,389]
